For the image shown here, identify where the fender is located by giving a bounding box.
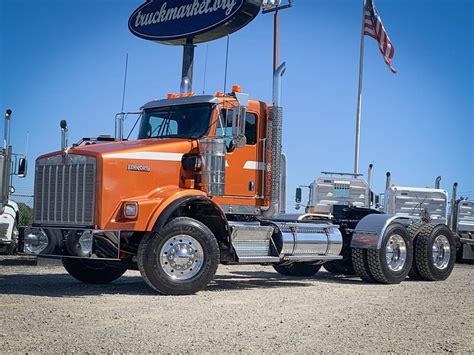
[0,202,18,244]
[151,194,228,232]
[351,214,414,249]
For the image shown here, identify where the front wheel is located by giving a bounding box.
[62,258,127,284]
[137,217,220,295]
[365,223,413,284]
[273,263,322,277]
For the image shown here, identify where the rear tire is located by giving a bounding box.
[137,217,220,295]
[412,224,455,281]
[365,223,413,284]
[62,258,127,284]
[273,263,321,277]
[407,221,425,280]
[352,248,376,282]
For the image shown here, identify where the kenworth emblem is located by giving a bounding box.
[128,164,151,172]
[128,0,261,45]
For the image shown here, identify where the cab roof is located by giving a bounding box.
[140,95,220,110]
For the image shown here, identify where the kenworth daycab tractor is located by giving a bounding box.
[23,64,456,294]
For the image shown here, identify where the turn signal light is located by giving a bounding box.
[123,202,138,219]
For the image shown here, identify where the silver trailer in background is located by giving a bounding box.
[449,183,474,263]
[298,165,374,214]
[384,186,449,224]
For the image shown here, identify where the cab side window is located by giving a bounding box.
[216,110,257,146]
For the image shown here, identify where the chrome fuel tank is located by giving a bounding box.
[270,221,343,261]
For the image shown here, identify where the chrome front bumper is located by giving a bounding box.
[23,227,122,260]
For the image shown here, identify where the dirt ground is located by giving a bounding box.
[0,256,472,353]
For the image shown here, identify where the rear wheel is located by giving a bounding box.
[137,217,220,295]
[273,263,322,277]
[407,221,426,280]
[352,248,376,282]
[412,224,455,281]
[62,258,127,284]
[365,223,413,284]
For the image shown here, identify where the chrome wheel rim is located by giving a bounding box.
[432,235,450,270]
[159,235,204,281]
[385,234,407,272]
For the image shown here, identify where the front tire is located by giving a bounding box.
[62,258,127,284]
[412,224,455,281]
[273,263,322,277]
[137,217,220,295]
[365,223,413,284]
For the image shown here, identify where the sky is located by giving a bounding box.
[1,0,473,210]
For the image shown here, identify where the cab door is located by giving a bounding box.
[216,109,263,199]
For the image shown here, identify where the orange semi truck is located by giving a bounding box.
[23,64,456,294]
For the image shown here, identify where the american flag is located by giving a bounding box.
[364,0,397,73]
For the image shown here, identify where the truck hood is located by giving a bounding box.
[37,138,197,161]
[70,138,196,158]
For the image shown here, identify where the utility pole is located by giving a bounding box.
[262,0,293,73]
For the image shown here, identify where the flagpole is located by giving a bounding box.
[354,0,366,175]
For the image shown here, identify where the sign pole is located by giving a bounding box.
[354,0,366,175]
[181,38,195,93]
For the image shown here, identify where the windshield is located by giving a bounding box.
[138,103,213,140]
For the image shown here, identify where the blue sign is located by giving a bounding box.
[129,0,261,45]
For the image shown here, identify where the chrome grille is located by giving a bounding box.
[34,154,96,226]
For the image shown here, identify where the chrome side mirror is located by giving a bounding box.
[231,93,249,148]
[18,158,27,178]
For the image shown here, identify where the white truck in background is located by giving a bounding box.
[0,109,28,254]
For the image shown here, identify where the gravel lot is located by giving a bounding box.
[0,256,472,353]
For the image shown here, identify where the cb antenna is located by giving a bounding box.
[223,35,230,93]
[121,53,129,113]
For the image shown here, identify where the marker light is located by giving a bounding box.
[123,202,139,219]
[232,85,242,93]
[215,91,224,97]
[167,93,177,99]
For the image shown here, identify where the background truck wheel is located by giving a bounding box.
[365,223,413,284]
[323,259,356,275]
[62,258,127,284]
[412,224,455,281]
[273,263,322,277]
[137,217,220,295]
[351,248,376,282]
[407,221,426,280]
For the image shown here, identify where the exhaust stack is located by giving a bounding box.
[1,110,13,212]
[60,120,68,150]
[366,164,373,207]
[385,172,391,190]
[3,109,11,149]
[435,176,442,189]
[450,182,458,231]
[262,62,286,218]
